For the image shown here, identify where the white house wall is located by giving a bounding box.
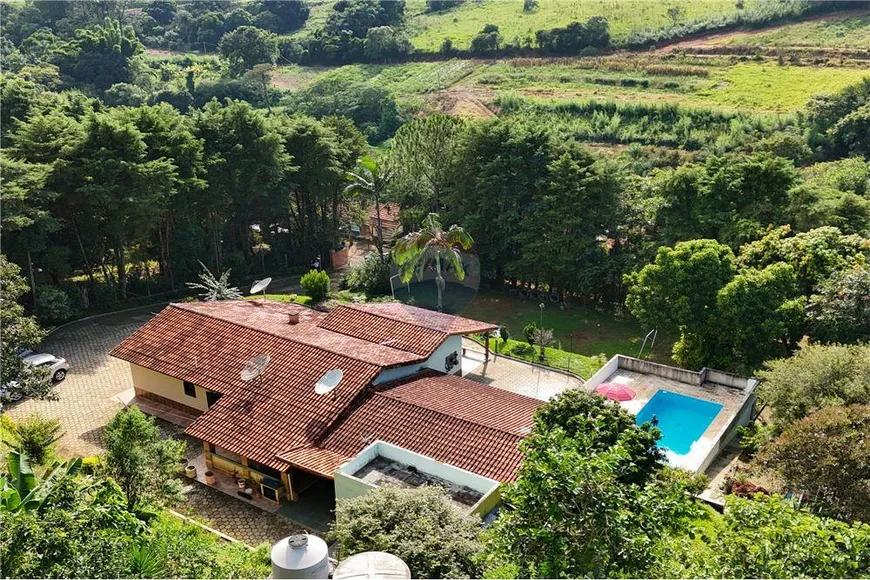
[372,335,464,384]
[129,363,210,412]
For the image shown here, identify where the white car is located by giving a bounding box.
[23,352,70,383]
[1,353,70,403]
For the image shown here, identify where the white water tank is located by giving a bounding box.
[270,534,329,579]
[333,551,411,580]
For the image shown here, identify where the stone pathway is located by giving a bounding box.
[179,482,306,547]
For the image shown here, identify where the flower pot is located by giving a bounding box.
[204,471,216,485]
[184,465,197,479]
[237,478,246,489]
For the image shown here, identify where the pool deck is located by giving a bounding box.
[584,356,757,473]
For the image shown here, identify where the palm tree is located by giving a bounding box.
[346,156,395,263]
[393,213,474,312]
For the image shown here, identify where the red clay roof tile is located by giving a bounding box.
[315,372,543,481]
[111,300,527,479]
[318,303,497,357]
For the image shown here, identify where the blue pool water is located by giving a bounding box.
[635,390,723,455]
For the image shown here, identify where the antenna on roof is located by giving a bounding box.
[240,354,270,385]
[314,369,343,400]
[250,277,272,296]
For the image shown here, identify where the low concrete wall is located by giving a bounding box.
[696,389,757,474]
[705,369,758,391]
[334,441,501,516]
[617,356,701,386]
[583,355,621,391]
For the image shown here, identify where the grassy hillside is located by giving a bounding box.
[718,11,870,48]
[406,0,752,50]
[288,0,764,49]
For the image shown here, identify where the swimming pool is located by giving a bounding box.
[635,390,723,455]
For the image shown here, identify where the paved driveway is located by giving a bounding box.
[5,306,162,458]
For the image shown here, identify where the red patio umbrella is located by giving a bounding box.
[595,382,636,401]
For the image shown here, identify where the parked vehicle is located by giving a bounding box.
[1,353,69,403]
[23,352,70,382]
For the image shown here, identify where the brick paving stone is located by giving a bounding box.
[178,481,306,547]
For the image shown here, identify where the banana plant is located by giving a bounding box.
[1,450,81,512]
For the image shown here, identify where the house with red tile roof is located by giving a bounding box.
[110,299,542,507]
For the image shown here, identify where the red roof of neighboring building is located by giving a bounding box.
[111,299,531,479]
[368,203,401,228]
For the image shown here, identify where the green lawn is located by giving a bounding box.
[246,293,314,305]
[483,337,605,379]
[462,289,673,362]
[719,13,870,48]
[701,63,870,113]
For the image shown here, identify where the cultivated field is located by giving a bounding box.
[274,53,870,115]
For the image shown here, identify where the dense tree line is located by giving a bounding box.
[3,57,869,373]
[2,94,366,313]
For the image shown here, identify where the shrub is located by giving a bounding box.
[81,455,103,474]
[511,342,535,356]
[331,486,483,579]
[343,252,391,296]
[758,404,870,522]
[300,269,330,301]
[522,321,538,345]
[36,285,74,325]
[470,24,501,54]
[10,414,63,465]
[735,421,773,455]
[758,342,870,427]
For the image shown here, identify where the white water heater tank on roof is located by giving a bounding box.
[270,534,329,579]
[333,551,411,580]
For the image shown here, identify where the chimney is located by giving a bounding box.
[287,312,300,325]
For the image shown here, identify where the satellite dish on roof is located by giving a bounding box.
[241,354,270,382]
[315,369,343,398]
[250,277,272,296]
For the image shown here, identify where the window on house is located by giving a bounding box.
[206,391,222,408]
[183,381,196,398]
